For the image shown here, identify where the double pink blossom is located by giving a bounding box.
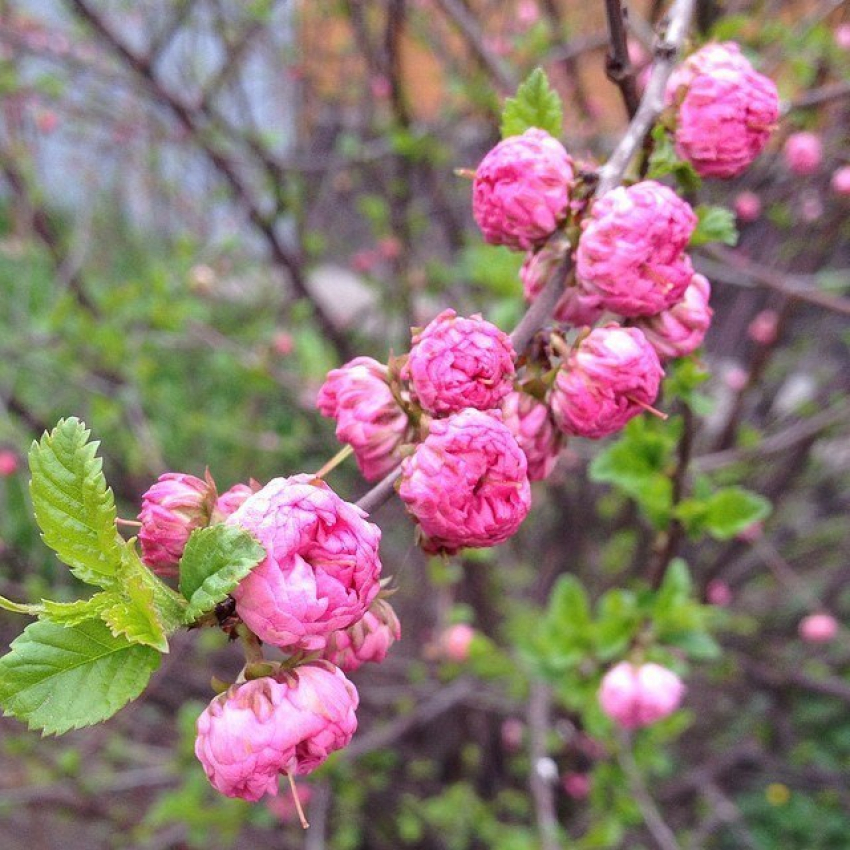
[317,356,410,480]
[322,598,401,672]
[211,482,260,523]
[138,472,215,575]
[473,128,574,250]
[598,662,685,729]
[398,409,531,554]
[575,181,697,317]
[636,273,713,360]
[405,310,516,416]
[549,326,664,439]
[665,41,753,105]
[228,475,382,651]
[501,390,564,481]
[195,665,358,801]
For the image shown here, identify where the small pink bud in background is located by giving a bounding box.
[138,473,215,575]
[351,249,379,273]
[501,391,564,481]
[272,331,294,356]
[575,181,697,317]
[599,662,685,729]
[317,357,410,481]
[734,190,762,222]
[831,166,850,196]
[799,192,824,223]
[501,718,525,751]
[549,325,664,440]
[35,109,59,134]
[747,309,779,345]
[783,132,822,176]
[637,273,713,361]
[835,24,850,50]
[441,623,476,662]
[0,450,19,476]
[378,235,402,259]
[398,409,531,553]
[724,365,749,392]
[706,579,732,606]
[322,599,401,672]
[370,75,392,99]
[518,0,540,25]
[799,613,838,643]
[472,128,574,251]
[736,520,763,542]
[194,666,358,802]
[228,475,383,651]
[562,772,591,800]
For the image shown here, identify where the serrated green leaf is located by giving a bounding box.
[179,525,266,622]
[28,418,123,588]
[0,592,114,626]
[702,487,771,540]
[0,618,161,735]
[500,67,563,139]
[690,204,739,247]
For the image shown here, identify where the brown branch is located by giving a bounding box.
[603,0,641,118]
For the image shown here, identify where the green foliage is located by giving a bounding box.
[675,486,772,540]
[646,125,702,192]
[690,204,739,247]
[28,417,123,588]
[0,618,161,734]
[500,67,563,139]
[178,525,266,622]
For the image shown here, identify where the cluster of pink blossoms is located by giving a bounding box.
[136,470,401,802]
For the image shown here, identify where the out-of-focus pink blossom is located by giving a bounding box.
[399,409,531,554]
[734,191,762,222]
[501,718,525,751]
[562,772,591,799]
[665,41,753,105]
[706,579,732,606]
[783,132,822,176]
[473,128,574,250]
[724,365,750,392]
[194,666,358,801]
[575,181,696,317]
[501,390,564,480]
[138,472,215,575]
[317,357,410,481]
[378,236,402,259]
[440,623,476,662]
[272,331,294,356]
[405,309,516,416]
[835,24,850,50]
[800,191,824,223]
[831,166,850,196]
[747,309,779,345]
[674,66,779,178]
[0,450,19,477]
[35,109,59,134]
[598,662,685,729]
[549,326,664,440]
[228,475,382,651]
[370,75,392,99]
[322,599,401,672]
[637,274,713,360]
[518,0,540,25]
[799,613,838,643]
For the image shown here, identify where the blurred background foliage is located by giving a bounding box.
[0,0,849,848]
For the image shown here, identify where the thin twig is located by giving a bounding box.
[528,681,560,850]
[603,0,641,117]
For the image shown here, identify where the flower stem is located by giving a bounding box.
[314,444,354,479]
[287,772,310,829]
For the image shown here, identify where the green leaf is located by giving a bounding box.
[690,204,739,247]
[646,125,702,192]
[702,487,771,540]
[500,68,563,139]
[0,593,113,625]
[28,418,123,588]
[0,618,161,735]
[178,525,266,622]
[548,575,592,633]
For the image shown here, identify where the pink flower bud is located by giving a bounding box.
[272,331,294,356]
[405,309,516,416]
[799,613,838,643]
[501,390,564,480]
[501,718,525,751]
[724,365,749,392]
[734,190,762,222]
[549,326,664,439]
[0,450,19,476]
[194,665,358,801]
[440,623,476,662]
[665,41,753,106]
[562,772,591,799]
[831,166,850,196]
[399,409,531,554]
[138,472,215,575]
[211,482,260,522]
[835,23,850,50]
[747,309,779,345]
[228,475,382,651]
[599,662,685,729]
[575,181,697,317]
[473,128,574,250]
[706,579,732,606]
[783,132,822,176]
[674,64,779,178]
[317,357,410,481]
[636,274,713,360]
[321,599,401,672]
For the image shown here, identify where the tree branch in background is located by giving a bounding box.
[603,0,641,117]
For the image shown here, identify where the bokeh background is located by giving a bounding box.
[0,1,849,848]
